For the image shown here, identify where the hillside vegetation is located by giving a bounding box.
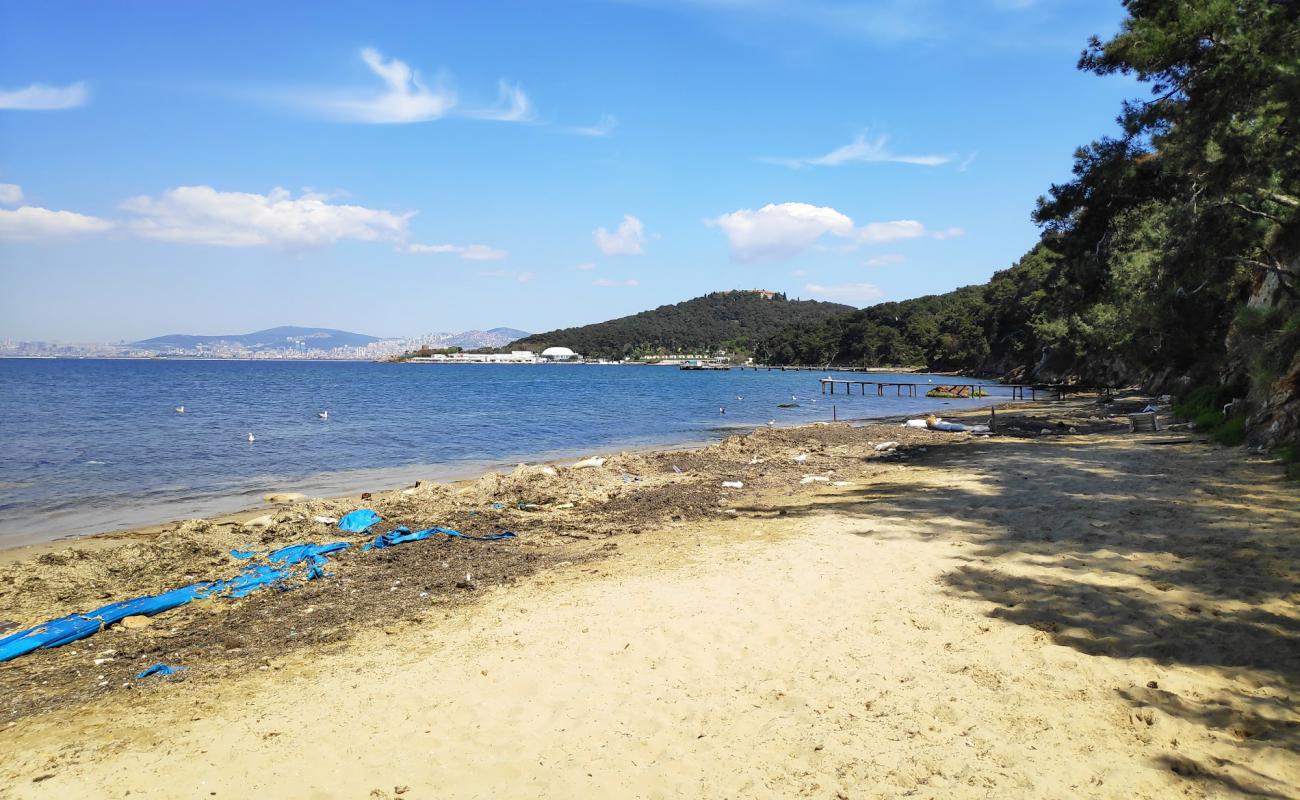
[511,291,852,359]
[761,0,1299,448]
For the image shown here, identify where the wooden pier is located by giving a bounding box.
[819,378,1075,400]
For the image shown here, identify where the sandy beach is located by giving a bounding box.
[1,398,1297,799]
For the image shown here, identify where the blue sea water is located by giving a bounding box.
[0,359,1002,546]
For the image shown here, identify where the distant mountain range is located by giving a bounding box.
[134,325,531,352]
[444,327,531,349]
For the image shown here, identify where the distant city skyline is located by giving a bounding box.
[1,1,1135,342]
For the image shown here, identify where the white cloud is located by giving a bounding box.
[932,226,965,239]
[0,183,23,205]
[858,220,925,243]
[864,253,905,267]
[763,132,950,169]
[569,114,618,137]
[121,186,412,248]
[710,202,931,261]
[958,152,978,172]
[467,80,535,122]
[0,206,113,241]
[0,82,88,110]
[481,269,533,282]
[307,48,457,124]
[593,278,639,287]
[709,202,853,262]
[575,262,597,270]
[407,242,508,261]
[790,269,808,277]
[803,282,884,305]
[594,214,646,256]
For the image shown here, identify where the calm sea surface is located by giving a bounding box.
[0,359,1002,546]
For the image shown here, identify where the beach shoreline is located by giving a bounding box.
[0,400,1003,559]
[3,394,1295,797]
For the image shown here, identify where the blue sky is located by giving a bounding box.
[0,0,1135,342]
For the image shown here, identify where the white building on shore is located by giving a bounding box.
[540,346,580,362]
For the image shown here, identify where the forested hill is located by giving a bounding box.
[762,1,1299,449]
[510,291,853,359]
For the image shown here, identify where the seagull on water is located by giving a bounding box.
[766,419,775,427]
[247,432,256,443]
[174,405,185,414]
[317,410,328,420]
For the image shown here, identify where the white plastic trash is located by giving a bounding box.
[721,480,744,489]
[572,456,607,469]
[874,441,899,451]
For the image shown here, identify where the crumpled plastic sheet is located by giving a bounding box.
[338,508,382,532]
[365,526,516,550]
[136,663,186,678]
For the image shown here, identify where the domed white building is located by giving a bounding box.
[540,346,580,362]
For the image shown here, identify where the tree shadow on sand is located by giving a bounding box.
[734,434,1300,796]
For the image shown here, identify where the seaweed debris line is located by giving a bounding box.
[0,509,514,663]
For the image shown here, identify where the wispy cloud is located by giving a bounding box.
[0,81,88,110]
[763,132,950,169]
[466,80,535,122]
[301,48,457,124]
[569,114,618,137]
[803,282,884,305]
[121,186,412,248]
[594,214,647,256]
[958,152,978,172]
[708,202,928,261]
[864,254,905,267]
[0,206,113,241]
[407,242,508,261]
[932,226,965,239]
[593,278,639,287]
[481,269,534,282]
[0,184,23,205]
[575,262,597,270]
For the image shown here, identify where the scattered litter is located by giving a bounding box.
[792,453,809,465]
[555,502,575,510]
[721,481,744,489]
[491,502,506,510]
[338,509,382,533]
[800,475,830,484]
[136,663,186,679]
[621,474,642,483]
[831,481,852,487]
[904,419,929,429]
[0,541,351,663]
[312,516,339,525]
[874,441,899,451]
[243,514,275,528]
[671,465,683,474]
[572,456,607,470]
[1039,428,1053,435]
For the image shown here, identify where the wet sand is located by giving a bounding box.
[1,399,1297,798]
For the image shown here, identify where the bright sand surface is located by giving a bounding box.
[2,430,1298,799]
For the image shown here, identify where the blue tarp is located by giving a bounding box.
[338,509,382,532]
[0,508,517,664]
[365,526,517,550]
[137,663,186,678]
[0,541,351,664]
